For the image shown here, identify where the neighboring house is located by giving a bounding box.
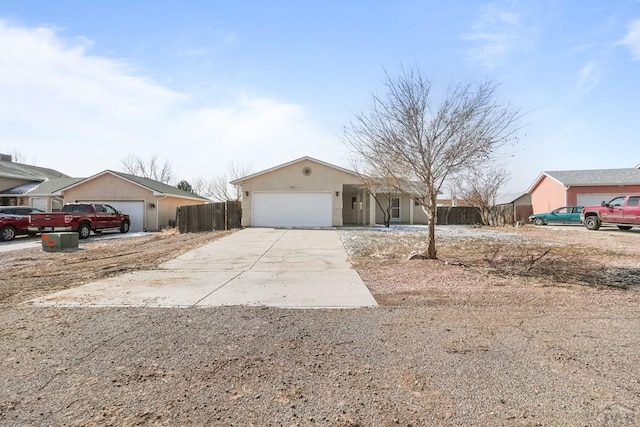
[494,191,533,224]
[0,155,74,211]
[231,156,429,227]
[0,154,208,231]
[54,170,209,232]
[494,191,531,207]
[527,168,640,214]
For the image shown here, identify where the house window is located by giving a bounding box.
[390,197,400,220]
[352,196,357,210]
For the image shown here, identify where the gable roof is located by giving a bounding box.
[0,178,84,196]
[0,159,69,180]
[55,170,209,201]
[528,168,640,193]
[494,191,530,205]
[231,156,358,185]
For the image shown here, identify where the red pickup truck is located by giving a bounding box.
[580,195,640,231]
[0,214,31,241]
[29,203,131,239]
[0,207,44,241]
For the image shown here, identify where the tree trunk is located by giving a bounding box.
[427,196,437,259]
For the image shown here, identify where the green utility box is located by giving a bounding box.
[41,232,79,252]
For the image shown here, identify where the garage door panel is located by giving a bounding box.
[577,194,620,207]
[82,201,145,232]
[253,192,332,227]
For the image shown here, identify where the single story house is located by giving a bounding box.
[0,155,76,211]
[527,168,640,214]
[54,170,209,231]
[0,155,208,231]
[231,156,429,227]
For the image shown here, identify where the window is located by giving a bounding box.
[104,205,117,214]
[554,207,569,214]
[390,197,400,220]
[628,197,640,207]
[351,196,357,210]
[608,197,625,207]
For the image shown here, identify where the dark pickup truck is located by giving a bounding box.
[29,203,131,239]
[580,195,640,231]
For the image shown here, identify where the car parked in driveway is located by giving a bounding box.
[0,207,44,216]
[0,207,44,241]
[529,206,583,225]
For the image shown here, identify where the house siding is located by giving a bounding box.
[373,194,428,225]
[158,196,204,229]
[63,174,157,230]
[530,175,567,213]
[239,159,361,227]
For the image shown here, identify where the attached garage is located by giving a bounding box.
[253,192,332,227]
[82,200,145,232]
[576,193,620,207]
[528,169,640,215]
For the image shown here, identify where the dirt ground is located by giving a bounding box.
[1,225,639,426]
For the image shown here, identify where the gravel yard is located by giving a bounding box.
[1,225,639,425]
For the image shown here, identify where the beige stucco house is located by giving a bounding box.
[55,171,209,231]
[0,155,208,231]
[231,156,429,227]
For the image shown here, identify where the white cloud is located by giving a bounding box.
[463,2,534,69]
[576,61,599,93]
[0,20,339,183]
[620,19,640,60]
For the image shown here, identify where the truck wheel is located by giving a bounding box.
[77,223,91,239]
[0,226,17,241]
[584,216,600,231]
[617,225,632,231]
[120,221,130,233]
[533,217,544,226]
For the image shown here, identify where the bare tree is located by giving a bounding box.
[121,154,174,184]
[343,66,521,258]
[192,161,251,202]
[455,167,510,225]
[348,161,400,227]
[9,148,27,163]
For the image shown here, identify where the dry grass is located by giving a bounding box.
[341,226,640,290]
[0,230,234,307]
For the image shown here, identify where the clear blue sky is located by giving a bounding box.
[1,0,639,193]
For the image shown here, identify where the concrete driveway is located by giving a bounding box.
[28,228,378,308]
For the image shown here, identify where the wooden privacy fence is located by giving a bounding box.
[436,206,482,225]
[175,201,241,233]
[490,204,533,226]
[436,205,533,226]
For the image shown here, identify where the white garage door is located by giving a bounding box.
[82,201,145,232]
[577,193,620,207]
[253,192,332,227]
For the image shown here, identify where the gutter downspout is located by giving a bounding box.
[155,195,168,231]
[566,186,570,206]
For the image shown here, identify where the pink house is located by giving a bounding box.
[527,168,640,213]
